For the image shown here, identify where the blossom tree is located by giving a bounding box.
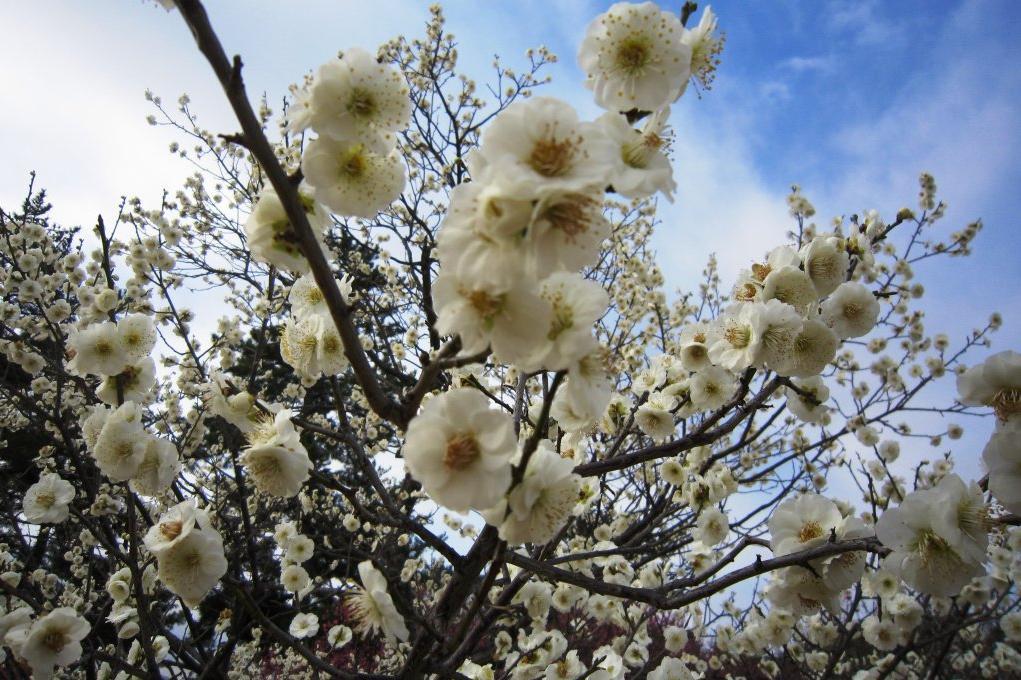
[0,1,1019,678]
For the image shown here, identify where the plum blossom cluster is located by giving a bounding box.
[2,1,1020,678]
[401,1,723,546]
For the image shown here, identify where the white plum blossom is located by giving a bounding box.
[820,281,880,339]
[23,473,75,524]
[957,350,1021,420]
[472,97,615,198]
[432,272,552,366]
[598,108,675,201]
[578,2,691,112]
[301,135,406,218]
[876,484,986,597]
[485,442,581,545]
[244,187,331,273]
[983,416,1021,514]
[305,47,410,143]
[402,388,517,513]
[348,560,409,643]
[14,608,90,679]
[241,409,313,498]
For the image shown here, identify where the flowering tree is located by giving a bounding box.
[1,1,1019,678]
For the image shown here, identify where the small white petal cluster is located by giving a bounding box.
[280,273,352,384]
[144,500,229,607]
[244,186,332,273]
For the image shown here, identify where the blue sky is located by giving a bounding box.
[1,0,1018,487]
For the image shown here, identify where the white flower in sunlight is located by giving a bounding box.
[432,272,552,366]
[761,265,817,313]
[545,649,585,680]
[635,392,676,441]
[768,493,842,556]
[928,473,990,565]
[285,534,315,563]
[707,303,761,371]
[436,182,533,292]
[553,340,614,433]
[288,612,319,639]
[306,47,410,142]
[578,2,690,112]
[598,108,675,201]
[302,135,406,218]
[957,350,1021,420]
[23,473,75,524]
[681,5,725,93]
[280,313,349,382]
[92,401,150,482]
[348,560,409,643]
[524,273,608,372]
[241,409,312,498]
[129,436,181,497]
[486,442,582,546]
[876,486,985,597]
[984,416,1021,514]
[820,282,880,339]
[755,299,804,369]
[15,608,89,679]
[801,235,849,298]
[648,657,697,680]
[696,507,729,547]
[771,319,838,378]
[97,357,157,406]
[244,186,331,273]
[289,272,353,320]
[785,376,830,424]
[474,97,615,197]
[689,366,737,411]
[526,190,611,278]
[67,321,130,377]
[117,313,158,361]
[403,388,516,513]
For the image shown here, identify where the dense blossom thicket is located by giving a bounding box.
[0,1,1018,678]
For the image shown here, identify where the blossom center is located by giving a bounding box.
[339,146,368,178]
[35,491,56,508]
[464,289,505,321]
[542,196,594,241]
[797,521,823,543]
[444,433,480,471]
[42,629,68,652]
[161,519,183,540]
[724,325,750,349]
[346,88,376,118]
[615,36,652,74]
[992,388,1021,420]
[529,137,577,177]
